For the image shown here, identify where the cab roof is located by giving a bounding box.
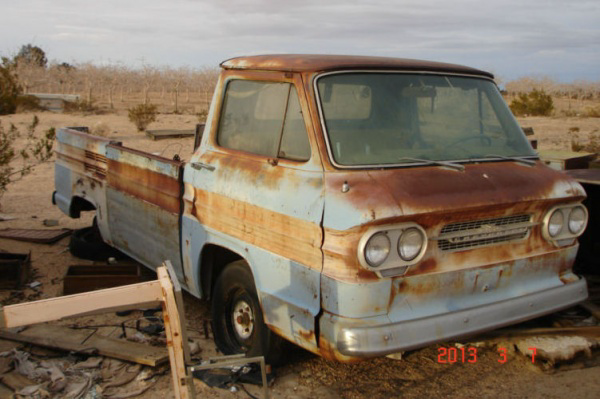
[220,54,494,79]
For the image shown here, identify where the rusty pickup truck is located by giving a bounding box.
[53,55,589,363]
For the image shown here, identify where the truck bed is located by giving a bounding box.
[54,127,185,279]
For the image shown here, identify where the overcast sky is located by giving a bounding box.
[2,0,599,82]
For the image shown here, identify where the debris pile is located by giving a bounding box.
[0,349,163,398]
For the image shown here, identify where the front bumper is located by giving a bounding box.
[323,277,587,358]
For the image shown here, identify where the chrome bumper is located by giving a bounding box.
[332,278,587,357]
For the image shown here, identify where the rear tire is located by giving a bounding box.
[211,260,284,365]
[69,223,125,261]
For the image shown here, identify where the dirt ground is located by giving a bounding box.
[1,110,599,399]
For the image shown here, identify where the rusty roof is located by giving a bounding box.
[220,54,494,78]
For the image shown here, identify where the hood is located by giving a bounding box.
[323,161,585,231]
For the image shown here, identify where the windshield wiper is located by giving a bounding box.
[482,154,537,166]
[397,157,465,171]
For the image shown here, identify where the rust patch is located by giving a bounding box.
[191,188,323,270]
[221,54,494,79]
[200,150,289,191]
[107,159,181,214]
[405,258,437,277]
[298,329,316,343]
[325,163,584,222]
[317,336,364,363]
[322,225,379,283]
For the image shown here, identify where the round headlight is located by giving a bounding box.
[568,206,587,234]
[364,233,390,267]
[398,228,424,261]
[547,210,564,237]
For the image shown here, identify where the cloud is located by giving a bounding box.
[1,0,598,80]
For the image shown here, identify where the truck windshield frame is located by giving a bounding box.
[314,71,538,169]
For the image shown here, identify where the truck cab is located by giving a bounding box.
[54,55,588,363]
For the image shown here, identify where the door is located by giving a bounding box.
[183,71,325,350]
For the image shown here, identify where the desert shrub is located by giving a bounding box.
[63,99,100,114]
[92,121,110,136]
[0,116,55,207]
[15,95,45,112]
[196,109,208,123]
[128,103,158,131]
[0,58,21,115]
[509,89,554,116]
[571,132,600,153]
[561,109,578,117]
[584,106,600,118]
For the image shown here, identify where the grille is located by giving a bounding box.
[84,151,107,178]
[85,151,107,164]
[437,214,532,251]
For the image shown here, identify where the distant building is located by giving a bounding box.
[25,93,80,112]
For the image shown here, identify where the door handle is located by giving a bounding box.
[191,162,216,171]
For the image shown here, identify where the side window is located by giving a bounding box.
[217,80,311,161]
[279,87,311,161]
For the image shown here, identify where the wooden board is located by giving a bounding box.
[145,129,195,140]
[0,325,169,367]
[1,281,162,328]
[0,339,19,353]
[0,228,71,244]
[63,264,141,295]
[0,252,31,290]
[0,371,36,391]
[0,382,14,398]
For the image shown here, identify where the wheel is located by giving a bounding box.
[211,260,284,365]
[69,223,125,261]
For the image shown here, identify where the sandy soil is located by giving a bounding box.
[1,110,599,399]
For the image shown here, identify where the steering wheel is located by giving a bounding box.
[447,135,492,149]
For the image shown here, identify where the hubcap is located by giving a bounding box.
[232,299,254,340]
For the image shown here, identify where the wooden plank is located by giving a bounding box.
[0,281,162,328]
[145,129,195,140]
[0,228,72,244]
[0,338,19,352]
[0,382,14,398]
[0,371,36,391]
[164,261,192,365]
[63,264,141,295]
[0,252,31,290]
[0,325,169,367]
[158,264,194,399]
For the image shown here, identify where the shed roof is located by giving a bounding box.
[220,54,494,78]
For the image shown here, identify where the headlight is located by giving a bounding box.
[568,206,587,234]
[547,209,564,237]
[358,223,428,277]
[543,203,588,245]
[398,228,424,261]
[364,233,390,267]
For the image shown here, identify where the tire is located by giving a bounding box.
[69,225,125,261]
[211,260,284,365]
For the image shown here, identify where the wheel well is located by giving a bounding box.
[200,244,243,300]
[69,196,96,218]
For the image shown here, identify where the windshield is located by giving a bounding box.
[316,73,536,167]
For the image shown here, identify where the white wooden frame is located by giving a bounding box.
[0,262,195,399]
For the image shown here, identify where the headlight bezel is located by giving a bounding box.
[542,204,588,245]
[358,223,428,277]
